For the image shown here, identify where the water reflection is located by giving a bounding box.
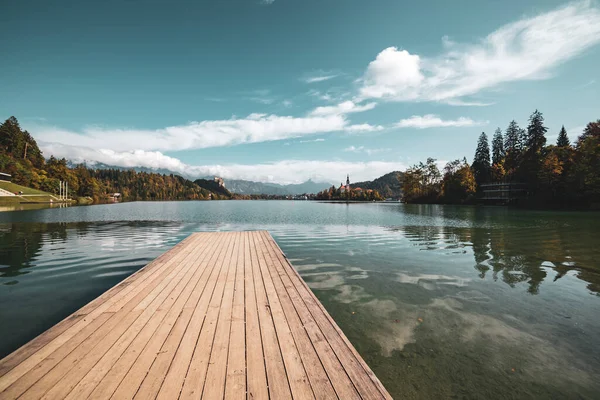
[392,220,599,296]
[1,203,599,398]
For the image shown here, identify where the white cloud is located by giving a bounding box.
[298,138,325,143]
[444,99,494,107]
[282,100,293,107]
[344,124,384,133]
[343,146,389,155]
[31,113,348,153]
[261,0,275,4]
[303,74,339,83]
[309,100,377,117]
[360,1,600,103]
[38,142,406,184]
[360,48,424,100]
[395,114,486,129]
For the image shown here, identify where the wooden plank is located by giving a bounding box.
[259,232,339,400]
[98,233,223,400]
[177,232,237,400]
[0,234,199,393]
[264,232,392,400]
[117,232,227,400]
[35,234,207,400]
[201,231,241,399]
[249,232,293,400]
[253,232,315,399]
[70,233,221,399]
[149,232,234,400]
[261,232,360,400]
[128,232,232,400]
[224,232,247,400]
[0,235,205,399]
[243,232,269,400]
[0,235,194,380]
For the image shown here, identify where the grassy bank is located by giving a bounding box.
[0,181,53,196]
[0,181,63,204]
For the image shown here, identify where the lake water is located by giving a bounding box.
[1,201,599,398]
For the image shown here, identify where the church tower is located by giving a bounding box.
[346,174,350,186]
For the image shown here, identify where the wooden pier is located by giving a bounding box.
[0,231,391,399]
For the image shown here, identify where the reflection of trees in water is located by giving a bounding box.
[397,218,599,295]
[0,223,71,279]
[479,229,547,294]
[0,223,99,280]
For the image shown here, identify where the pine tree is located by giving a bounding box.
[526,109,547,153]
[492,128,504,165]
[504,120,520,152]
[556,126,570,147]
[472,132,491,186]
[521,109,548,191]
[504,120,522,179]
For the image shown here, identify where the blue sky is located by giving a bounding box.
[1,0,599,183]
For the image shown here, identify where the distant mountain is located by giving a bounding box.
[225,179,331,195]
[66,161,185,178]
[65,161,332,195]
[351,171,404,198]
[223,179,288,195]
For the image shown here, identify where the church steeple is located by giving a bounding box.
[346,174,350,186]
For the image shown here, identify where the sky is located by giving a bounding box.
[1,0,599,184]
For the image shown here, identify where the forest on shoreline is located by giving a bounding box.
[402,111,600,209]
[0,117,229,203]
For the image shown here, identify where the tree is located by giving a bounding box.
[401,159,440,203]
[522,110,548,190]
[492,128,505,166]
[556,125,570,147]
[472,132,491,186]
[525,110,548,153]
[572,120,600,206]
[504,120,522,178]
[441,159,476,204]
[577,120,600,145]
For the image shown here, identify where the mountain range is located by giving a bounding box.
[66,161,333,195]
[224,179,332,195]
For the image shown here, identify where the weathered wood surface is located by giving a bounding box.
[0,231,391,399]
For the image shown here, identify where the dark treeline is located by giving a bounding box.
[403,110,600,209]
[315,186,384,201]
[0,117,225,202]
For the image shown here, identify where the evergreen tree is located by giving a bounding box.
[492,128,504,165]
[521,110,548,191]
[504,120,522,179]
[525,109,548,152]
[556,125,570,147]
[504,120,520,152]
[472,132,491,186]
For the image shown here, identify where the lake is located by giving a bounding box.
[1,201,599,398]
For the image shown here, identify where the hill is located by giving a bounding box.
[194,179,233,199]
[351,171,404,199]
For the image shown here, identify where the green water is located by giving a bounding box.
[1,201,599,398]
